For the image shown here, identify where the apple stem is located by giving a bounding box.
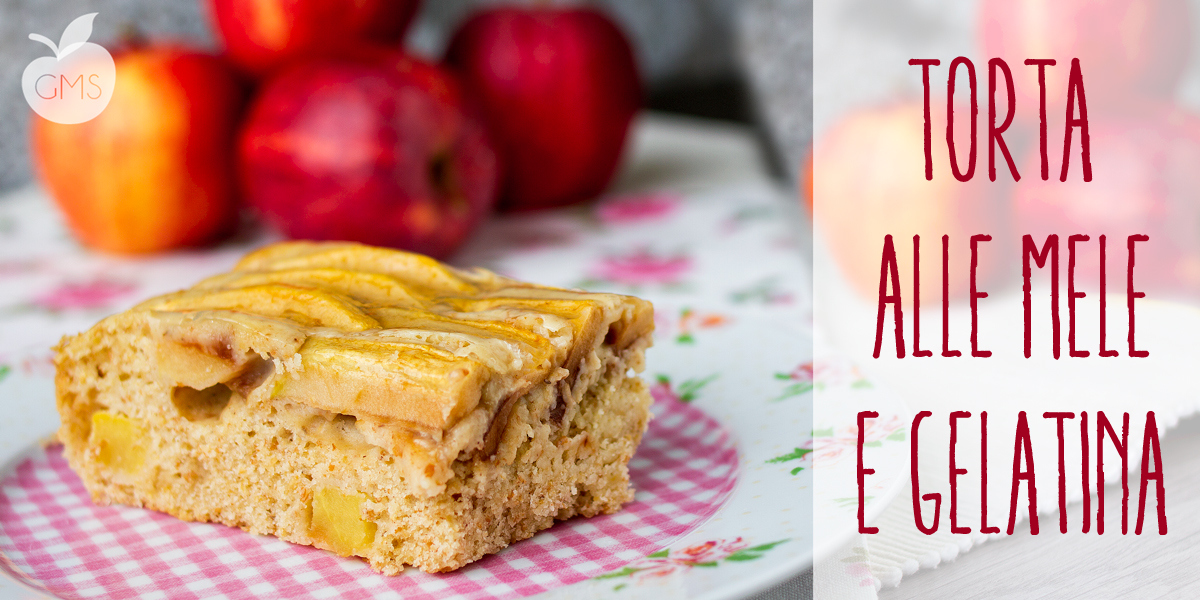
[118,22,147,50]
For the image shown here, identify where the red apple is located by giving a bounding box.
[445,7,641,211]
[238,52,499,258]
[979,0,1191,113]
[208,0,422,77]
[1013,103,1200,297]
[32,46,244,254]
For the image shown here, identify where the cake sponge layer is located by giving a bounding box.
[54,242,654,573]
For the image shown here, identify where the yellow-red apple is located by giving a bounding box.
[814,102,1009,303]
[32,46,245,254]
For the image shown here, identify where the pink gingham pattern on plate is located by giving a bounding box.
[0,397,737,600]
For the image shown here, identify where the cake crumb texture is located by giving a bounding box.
[54,241,654,573]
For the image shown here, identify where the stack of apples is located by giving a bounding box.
[812,0,1200,300]
[33,0,641,258]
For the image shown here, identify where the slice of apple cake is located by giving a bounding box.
[54,241,654,574]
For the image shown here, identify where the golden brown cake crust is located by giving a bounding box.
[53,241,655,573]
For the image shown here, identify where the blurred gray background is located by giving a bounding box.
[0,0,810,194]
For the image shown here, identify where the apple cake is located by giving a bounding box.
[53,241,654,574]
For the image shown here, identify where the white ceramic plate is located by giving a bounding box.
[0,177,813,599]
[548,309,815,600]
[810,344,912,563]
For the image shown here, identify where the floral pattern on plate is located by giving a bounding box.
[0,178,811,600]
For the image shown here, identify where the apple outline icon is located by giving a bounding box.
[22,13,116,125]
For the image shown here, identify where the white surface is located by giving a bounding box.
[811,331,912,563]
[880,413,1200,598]
[809,212,1200,594]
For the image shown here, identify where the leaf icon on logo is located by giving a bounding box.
[58,13,96,58]
[28,12,96,59]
